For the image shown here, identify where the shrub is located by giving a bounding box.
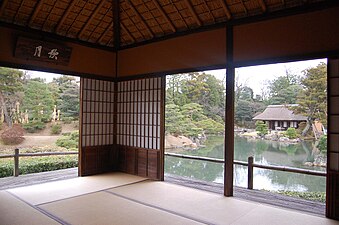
[23,121,45,133]
[62,117,73,124]
[255,121,268,136]
[276,190,326,203]
[0,125,25,145]
[56,131,79,149]
[0,156,78,178]
[51,124,62,135]
[285,127,297,139]
[317,135,327,153]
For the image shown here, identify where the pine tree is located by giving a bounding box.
[0,67,24,127]
[292,63,327,136]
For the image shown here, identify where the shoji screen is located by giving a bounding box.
[327,59,339,219]
[116,77,164,180]
[80,78,117,176]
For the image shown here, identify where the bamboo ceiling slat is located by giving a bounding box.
[78,0,107,39]
[0,0,330,48]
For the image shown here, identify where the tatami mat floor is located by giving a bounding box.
[1,172,338,225]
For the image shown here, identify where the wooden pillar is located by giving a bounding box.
[224,25,234,197]
[327,58,339,220]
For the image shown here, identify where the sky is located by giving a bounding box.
[205,58,327,95]
[25,58,326,94]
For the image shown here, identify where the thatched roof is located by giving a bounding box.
[0,0,332,49]
[253,104,307,121]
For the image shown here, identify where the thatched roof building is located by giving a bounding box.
[253,105,307,130]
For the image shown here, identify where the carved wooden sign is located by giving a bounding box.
[15,37,72,66]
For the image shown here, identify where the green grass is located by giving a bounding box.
[275,190,326,203]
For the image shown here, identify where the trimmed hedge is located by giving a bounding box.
[0,155,78,178]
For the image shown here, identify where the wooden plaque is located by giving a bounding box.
[15,37,72,65]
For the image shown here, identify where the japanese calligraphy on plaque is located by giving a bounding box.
[15,37,72,65]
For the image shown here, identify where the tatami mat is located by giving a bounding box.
[108,180,259,225]
[0,191,59,225]
[2,173,339,225]
[231,204,339,225]
[39,191,203,225]
[8,172,147,205]
[108,180,339,225]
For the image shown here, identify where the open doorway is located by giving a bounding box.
[0,67,79,181]
[164,69,226,183]
[234,59,327,206]
[165,59,327,214]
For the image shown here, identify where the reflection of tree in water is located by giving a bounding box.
[165,157,223,182]
[279,144,298,155]
[265,169,326,192]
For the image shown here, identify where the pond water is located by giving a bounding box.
[165,135,326,192]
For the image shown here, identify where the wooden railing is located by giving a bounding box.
[165,152,326,190]
[0,149,78,177]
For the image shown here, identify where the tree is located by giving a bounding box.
[0,67,24,127]
[23,79,54,122]
[292,63,327,136]
[268,70,301,105]
[50,76,79,119]
[255,121,268,136]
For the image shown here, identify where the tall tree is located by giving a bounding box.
[23,79,54,122]
[268,70,301,105]
[51,76,80,119]
[0,67,24,127]
[292,63,327,136]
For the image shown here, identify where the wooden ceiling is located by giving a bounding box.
[0,0,332,50]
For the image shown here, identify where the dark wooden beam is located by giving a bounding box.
[126,0,154,39]
[78,0,107,39]
[225,26,234,197]
[184,0,202,26]
[121,22,135,43]
[29,1,44,27]
[112,0,120,49]
[0,0,9,17]
[55,0,78,34]
[258,0,267,13]
[219,0,232,20]
[152,0,176,33]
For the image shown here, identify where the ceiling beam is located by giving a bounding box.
[28,0,44,27]
[258,0,267,13]
[55,0,78,34]
[121,22,135,43]
[112,0,120,49]
[219,0,231,20]
[78,0,107,39]
[152,0,176,33]
[0,0,9,17]
[184,0,202,26]
[126,0,154,39]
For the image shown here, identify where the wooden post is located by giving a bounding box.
[248,156,254,189]
[224,25,234,197]
[14,148,19,177]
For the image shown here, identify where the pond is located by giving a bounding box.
[165,135,326,192]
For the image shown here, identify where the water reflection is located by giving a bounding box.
[165,135,326,192]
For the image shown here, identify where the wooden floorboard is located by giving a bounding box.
[0,168,78,190]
